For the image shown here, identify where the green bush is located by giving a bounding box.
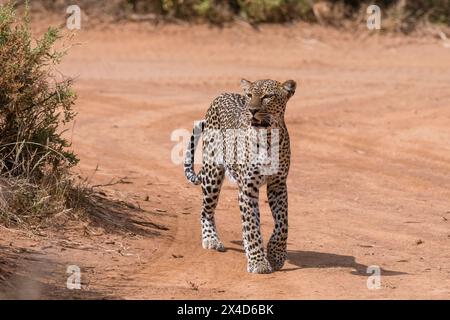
[0,2,77,180]
[0,2,78,225]
[237,0,315,23]
[111,0,315,23]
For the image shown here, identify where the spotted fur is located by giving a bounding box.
[184,79,297,273]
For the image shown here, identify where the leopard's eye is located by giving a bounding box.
[246,93,252,98]
[262,94,275,100]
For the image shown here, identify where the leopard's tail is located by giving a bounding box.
[184,120,205,185]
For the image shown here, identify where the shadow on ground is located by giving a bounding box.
[229,240,406,276]
[286,250,406,276]
[81,192,169,238]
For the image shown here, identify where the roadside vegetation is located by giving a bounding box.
[24,0,450,32]
[0,2,143,231]
[0,2,81,226]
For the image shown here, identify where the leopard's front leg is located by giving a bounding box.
[200,165,225,252]
[238,182,272,274]
[266,178,288,271]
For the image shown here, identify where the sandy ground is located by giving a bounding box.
[1,22,450,299]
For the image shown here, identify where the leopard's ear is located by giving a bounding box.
[282,80,297,98]
[240,79,252,91]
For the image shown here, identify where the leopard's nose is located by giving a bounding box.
[249,108,258,116]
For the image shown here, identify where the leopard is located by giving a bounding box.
[184,78,297,274]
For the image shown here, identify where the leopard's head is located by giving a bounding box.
[241,79,296,128]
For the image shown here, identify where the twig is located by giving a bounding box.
[91,176,132,188]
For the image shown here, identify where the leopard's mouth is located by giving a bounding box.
[250,112,272,128]
[251,117,271,128]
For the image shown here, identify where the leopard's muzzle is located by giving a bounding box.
[249,109,271,128]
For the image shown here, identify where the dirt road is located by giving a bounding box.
[1,22,449,299]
